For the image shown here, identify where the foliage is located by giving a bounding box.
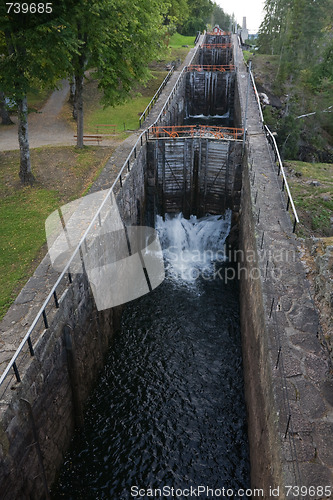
[164,0,189,34]
[180,0,214,35]
[285,161,333,237]
[0,1,77,99]
[209,3,233,31]
[257,0,333,160]
[0,1,79,181]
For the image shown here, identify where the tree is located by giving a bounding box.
[180,0,214,35]
[164,0,189,36]
[0,91,14,125]
[65,0,168,148]
[0,2,77,182]
[210,3,232,32]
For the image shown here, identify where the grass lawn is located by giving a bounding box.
[168,32,195,49]
[0,146,115,320]
[83,73,168,134]
[285,161,333,237]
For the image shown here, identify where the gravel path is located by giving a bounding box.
[0,80,75,151]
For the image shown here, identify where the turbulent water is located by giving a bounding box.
[53,213,250,500]
[184,113,231,127]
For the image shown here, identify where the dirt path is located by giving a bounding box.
[0,80,75,151]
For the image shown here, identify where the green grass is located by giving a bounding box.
[168,33,195,49]
[243,50,253,63]
[83,70,169,134]
[0,188,61,318]
[85,96,152,134]
[0,146,114,320]
[285,161,333,237]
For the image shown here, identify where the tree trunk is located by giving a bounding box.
[69,77,77,120]
[17,96,34,184]
[0,91,14,125]
[75,73,84,148]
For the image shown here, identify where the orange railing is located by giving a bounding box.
[151,125,243,141]
[202,43,232,49]
[206,31,230,36]
[187,64,235,72]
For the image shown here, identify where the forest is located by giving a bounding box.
[256,0,333,161]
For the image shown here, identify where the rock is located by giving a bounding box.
[259,92,270,106]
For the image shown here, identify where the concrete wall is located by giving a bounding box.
[238,153,284,493]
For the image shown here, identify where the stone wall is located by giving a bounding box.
[238,153,284,493]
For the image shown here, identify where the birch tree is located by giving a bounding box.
[0,3,77,183]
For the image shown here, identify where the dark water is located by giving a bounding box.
[53,264,250,500]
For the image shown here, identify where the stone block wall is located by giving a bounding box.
[238,154,284,494]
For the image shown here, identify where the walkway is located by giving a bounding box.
[0,80,74,151]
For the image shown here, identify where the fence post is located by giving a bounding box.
[21,398,51,499]
[64,325,84,429]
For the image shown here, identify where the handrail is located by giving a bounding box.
[139,67,174,127]
[187,64,235,72]
[201,43,232,49]
[265,125,299,232]
[245,62,299,233]
[151,125,243,140]
[249,70,264,124]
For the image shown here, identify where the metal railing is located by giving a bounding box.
[151,125,243,141]
[139,67,174,128]
[246,64,299,232]
[265,125,300,232]
[249,70,264,124]
[201,43,232,49]
[187,64,235,72]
